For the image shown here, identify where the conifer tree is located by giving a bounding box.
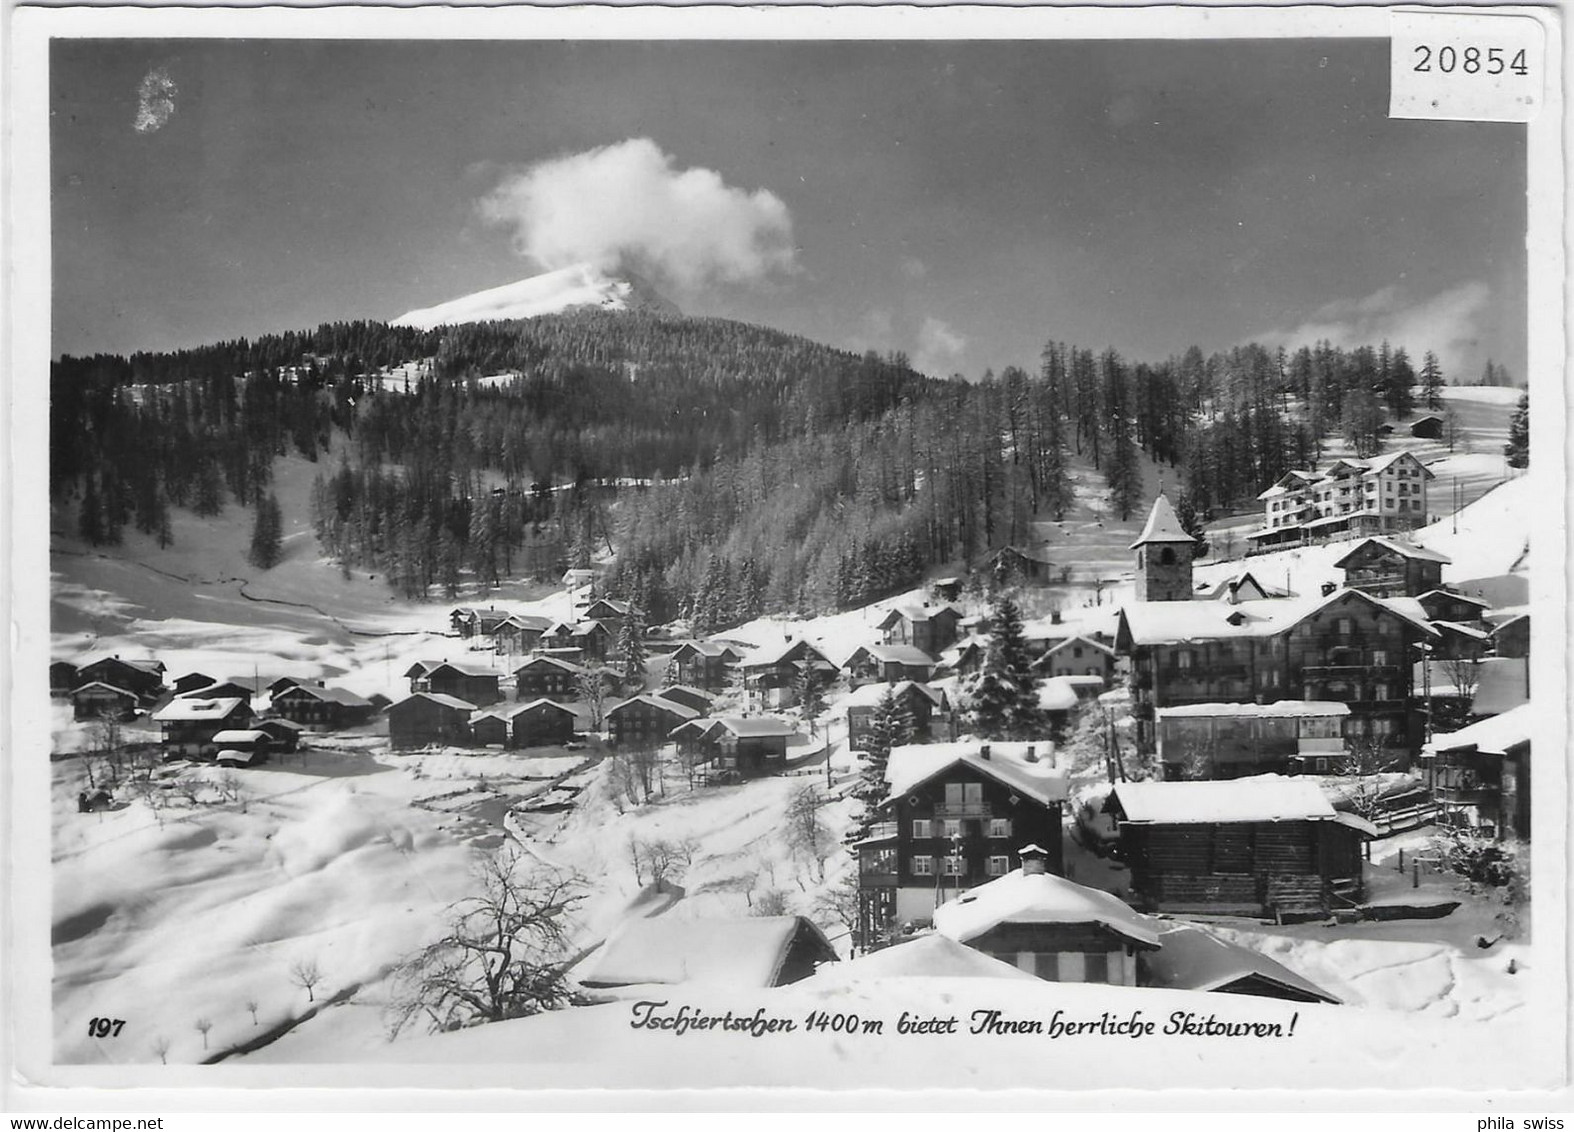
[1505,392,1529,469]
[964,595,1041,738]
[1419,351,1445,411]
[845,687,911,845]
[796,661,828,737]
[247,493,283,570]
[78,476,103,546]
[617,606,648,682]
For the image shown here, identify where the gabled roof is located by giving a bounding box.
[1362,450,1434,477]
[512,697,576,717]
[82,656,164,676]
[932,868,1160,949]
[407,659,499,679]
[840,680,948,712]
[654,684,714,703]
[884,742,1067,809]
[1432,620,1491,642]
[153,697,247,722]
[1143,923,1340,1003]
[389,691,477,713]
[274,683,372,707]
[740,637,831,669]
[1038,635,1115,660]
[608,695,701,721]
[1333,537,1451,568]
[512,655,586,676]
[210,729,269,745]
[706,715,797,739]
[1130,494,1196,548]
[1423,703,1533,758]
[851,643,936,667]
[576,916,835,989]
[1157,701,1350,720]
[1117,586,1438,647]
[69,681,140,700]
[1109,774,1343,825]
[1417,588,1492,610]
[498,613,554,632]
[255,717,306,732]
[810,934,1037,984]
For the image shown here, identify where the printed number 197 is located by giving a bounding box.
[1413,45,1529,76]
[89,1017,126,1038]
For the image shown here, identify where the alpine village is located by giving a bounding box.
[49,279,1536,1066]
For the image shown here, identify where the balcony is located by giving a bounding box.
[1432,785,1498,806]
[1297,737,1346,754]
[1302,664,1403,679]
[933,802,993,819]
[860,821,898,841]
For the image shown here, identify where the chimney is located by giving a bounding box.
[1024,744,1038,762]
[1051,610,1062,625]
[1321,582,1337,597]
[979,743,992,761]
[1019,844,1049,876]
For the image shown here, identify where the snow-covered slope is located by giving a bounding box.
[391,263,680,329]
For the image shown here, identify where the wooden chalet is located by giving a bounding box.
[844,643,937,686]
[1422,704,1532,841]
[670,715,797,778]
[1430,620,1491,661]
[855,741,1069,944]
[254,717,305,753]
[1490,612,1529,659]
[932,846,1161,984]
[1141,922,1340,1003]
[493,614,553,653]
[1416,589,1491,626]
[607,694,699,746]
[1334,537,1450,599]
[1409,413,1445,439]
[843,680,949,744]
[76,656,166,704]
[211,729,272,768]
[978,544,1056,586]
[930,577,964,603]
[509,699,577,747]
[581,598,632,625]
[405,661,502,706]
[469,711,512,748]
[1032,635,1116,682]
[876,603,963,655]
[172,672,217,695]
[1106,776,1374,920]
[938,637,988,678]
[1117,584,1438,758]
[513,655,586,701]
[269,683,375,729]
[387,692,476,750]
[652,685,715,715]
[450,607,512,639]
[177,679,255,704]
[151,697,254,758]
[668,640,743,690]
[577,915,836,990]
[1155,701,1351,778]
[267,676,305,698]
[49,660,79,696]
[739,637,837,709]
[69,681,141,721]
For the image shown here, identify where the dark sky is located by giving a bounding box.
[51,38,1528,380]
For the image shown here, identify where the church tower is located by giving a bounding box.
[1130,494,1197,602]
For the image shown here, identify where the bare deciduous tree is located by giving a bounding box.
[627,835,698,886]
[751,888,791,916]
[150,1034,170,1064]
[577,671,607,730]
[785,783,832,880]
[290,957,324,1003]
[245,998,260,1026]
[194,1017,212,1050]
[384,851,585,1038]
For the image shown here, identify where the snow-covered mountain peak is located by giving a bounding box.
[391,263,681,329]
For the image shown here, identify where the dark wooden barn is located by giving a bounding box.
[387,692,476,750]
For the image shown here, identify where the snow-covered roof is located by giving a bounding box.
[1118,587,1438,647]
[675,640,739,659]
[1130,494,1196,548]
[932,868,1160,949]
[1333,537,1452,568]
[1417,588,1492,610]
[1038,678,1079,712]
[1432,620,1491,641]
[854,644,936,667]
[576,916,834,989]
[1156,701,1351,720]
[885,742,1067,808]
[210,729,269,744]
[255,718,305,732]
[499,614,554,631]
[152,697,246,722]
[1038,635,1115,659]
[840,680,947,712]
[1110,775,1342,825]
[809,934,1037,984]
[1143,923,1340,1003]
[1423,703,1534,758]
[275,683,371,707]
[708,716,797,738]
[83,656,164,676]
[390,691,477,713]
[512,655,585,675]
[70,681,139,699]
[655,685,714,703]
[608,695,701,721]
[411,660,499,679]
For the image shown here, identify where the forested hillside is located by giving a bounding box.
[51,308,1485,621]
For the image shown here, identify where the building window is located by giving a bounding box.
[987,818,1009,839]
[945,783,963,806]
[986,856,1009,876]
[1084,952,1110,984]
[912,855,934,876]
[1336,618,1353,637]
[1372,650,1388,667]
[941,819,962,840]
[1177,650,1193,670]
[912,819,932,839]
[963,782,983,805]
[941,855,964,876]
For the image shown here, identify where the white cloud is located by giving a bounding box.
[1253,281,1492,375]
[478,138,797,289]
[134,67,178,134]
[915,317,968,376]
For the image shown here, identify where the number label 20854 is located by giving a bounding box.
[88,1017,126,1038]
[1413,45,1529,76]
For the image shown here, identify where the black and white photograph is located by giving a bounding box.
[4,2,1568,1109]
